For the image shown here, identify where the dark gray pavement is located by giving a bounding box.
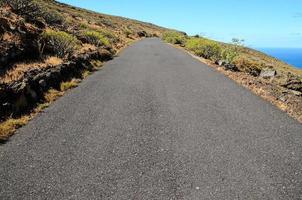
[0,38,301,199]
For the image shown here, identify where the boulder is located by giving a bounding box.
[260,68,277,79]
[9,81,27,94]
[98,49,113,61]
[224,64,239,71]
[283,78,302,92]
[216,60,228,66]
[38,79,47,90]
[137,31,147,37]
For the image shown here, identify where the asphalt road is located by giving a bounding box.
[0,38,301,200]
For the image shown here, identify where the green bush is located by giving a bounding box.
[82,31,111,47]
[79,23,89,30]
[162,31,187,45]
[97,29,118,43]
[41,9,64,25]
[222,47,239,64]
[186,38,222,61]
[42,30,79,58]
[221,38,244,64]
[3,0,64,25]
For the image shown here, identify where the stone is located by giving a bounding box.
[137,31,147,37]
[283,79,302,92]
[26,86,38,101]
[224,64,239,71]
[38,79,47,89]
[216,60,228,66]
[289,90,302,96]
[10,81,27,94]
[260,69,277,78]
[278,94,287,102]
[98,49,113,61]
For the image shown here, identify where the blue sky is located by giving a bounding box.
[58,0,302,48]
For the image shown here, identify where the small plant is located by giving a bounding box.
[234,58,263,76]
[42,9,64,25]
[42,30,79,58]
[4,0,64,25]
[82,31,110,47]
[124,29,132,38]
[162,31,187,45]
[79,23,89,30]
[221,38,244,64]
[97,29,118,43]
[60,79,79,91]
[186,38,222,61]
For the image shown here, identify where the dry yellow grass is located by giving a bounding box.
[45,56,63,66]
[44,89,64,102]
[0,116,30,141]
[1,57,63,83]
[0,88,64,141]
[60,79,80,91]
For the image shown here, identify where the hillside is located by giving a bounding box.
[163,32,302,122]
[0,0,167,140]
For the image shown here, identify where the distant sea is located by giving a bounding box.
[257,48,302,69]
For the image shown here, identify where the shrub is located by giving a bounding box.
[186,38,222,61]
[41,9,64,25]
[79,23,89,30]
[221,38,244,64]
[82,31,110,47]
[3,0,64,25]
[222,47,239,64]
[124,29,132,38]
[234,58,263,76]
[97,29,118,43]
[162,31,187,45]
[42,30,79,58]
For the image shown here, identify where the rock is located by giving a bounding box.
[0,17,11,30]
[137,31,147,37]
[283,79,302,92]
[278,94,287,102]
[38,79,47,89]
[216,60,228,66]
[289,90,302,96]
[26,86,38,101]
[260,69,277,78]
[14,94,28,112]
[224,64,239,71]
[10,81,27,94]
[98,49,113,61]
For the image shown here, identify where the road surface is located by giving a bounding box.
[0,38,301,199]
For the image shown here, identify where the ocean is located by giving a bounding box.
[257,48,302,69]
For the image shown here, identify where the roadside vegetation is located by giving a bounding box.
[162,31,302,122]
[41,29,80,58]
[0,0,167,141]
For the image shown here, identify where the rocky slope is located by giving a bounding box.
[0,0,167,140]
[0,1,166,118]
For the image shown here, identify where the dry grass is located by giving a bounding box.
[0,116,30,141]
[1,57,63,83]
[0,88,64,141]
[78,44,97,54]
[90,59,103,68]
[60,79,80,91]
[45,56,63,66]
[82,70,92,78]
